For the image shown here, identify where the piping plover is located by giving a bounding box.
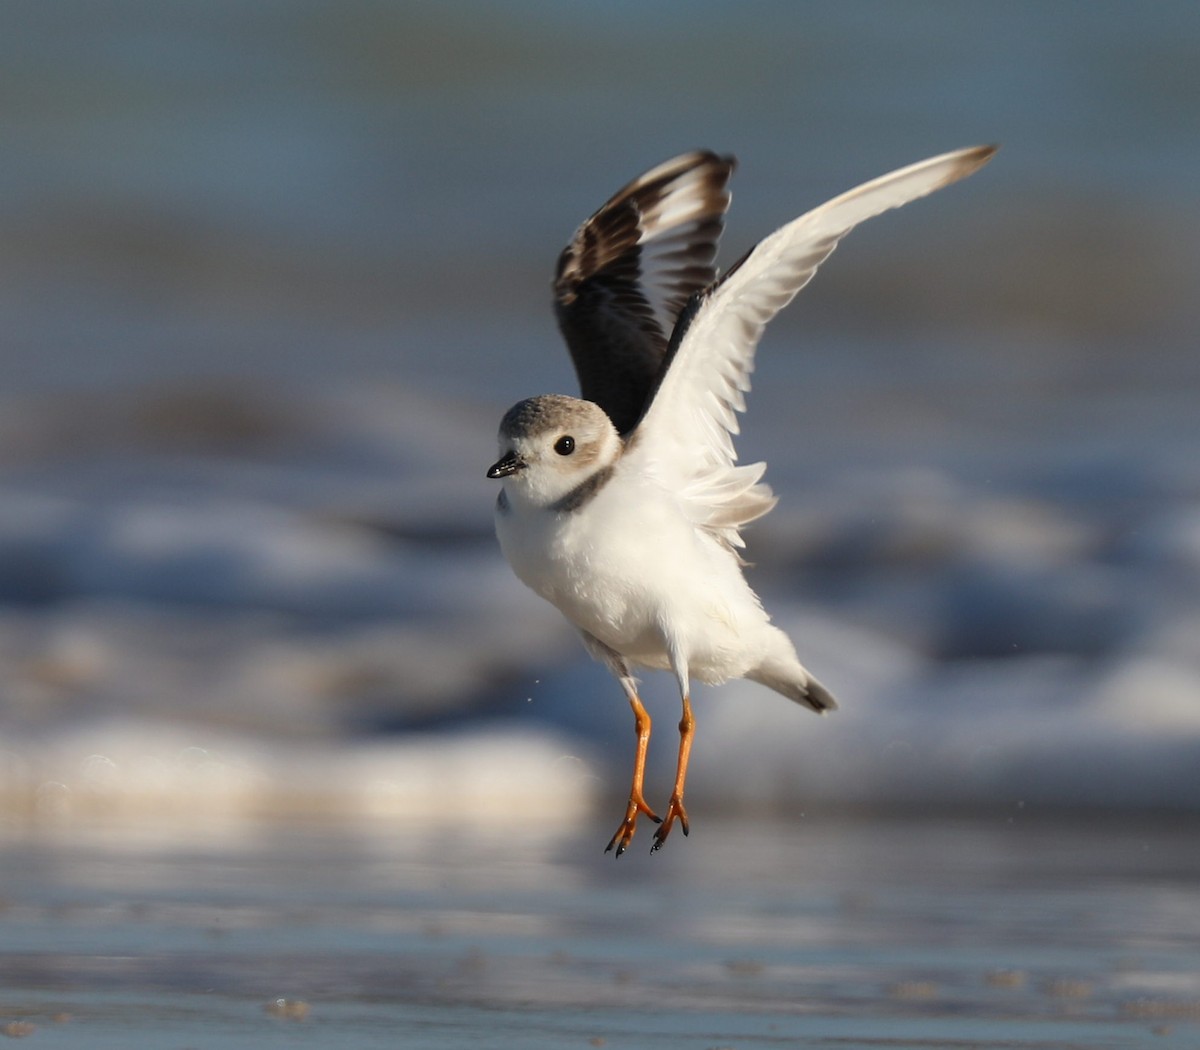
[488,145,996,854]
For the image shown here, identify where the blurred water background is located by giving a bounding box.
[1,2,1199,1045]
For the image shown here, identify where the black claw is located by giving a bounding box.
[605,829,630,857]
[649,813,663,824]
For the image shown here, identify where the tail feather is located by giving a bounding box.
[747,657,838,714]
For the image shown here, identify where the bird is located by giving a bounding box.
[487,144,996,855]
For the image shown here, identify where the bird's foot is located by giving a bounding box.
[605,793,661,857]
[650,795,689,853]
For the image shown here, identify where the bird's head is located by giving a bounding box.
[487,394,621,509]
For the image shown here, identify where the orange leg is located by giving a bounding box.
[651,693,693,852]
[605,691,661,856]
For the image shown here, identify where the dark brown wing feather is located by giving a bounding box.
[553,151,735,435]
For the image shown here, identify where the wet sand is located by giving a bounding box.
[0,811,1196,1048]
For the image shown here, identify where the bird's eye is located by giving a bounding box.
[554,435,575,456]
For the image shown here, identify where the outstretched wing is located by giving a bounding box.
[554,151,735,435]
[627,145,998,550]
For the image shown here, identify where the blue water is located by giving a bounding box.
[4,2,1198,395]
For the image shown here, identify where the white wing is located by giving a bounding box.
[626,145,997,550]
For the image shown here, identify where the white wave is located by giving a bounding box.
[0,382,1197,820]
[0,720,597,842]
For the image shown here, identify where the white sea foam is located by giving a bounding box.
[0,720,596,842]
[1,379,1195,829]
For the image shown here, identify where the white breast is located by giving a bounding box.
[495,473,771,680]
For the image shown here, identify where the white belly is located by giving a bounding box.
[495,480,768,681]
